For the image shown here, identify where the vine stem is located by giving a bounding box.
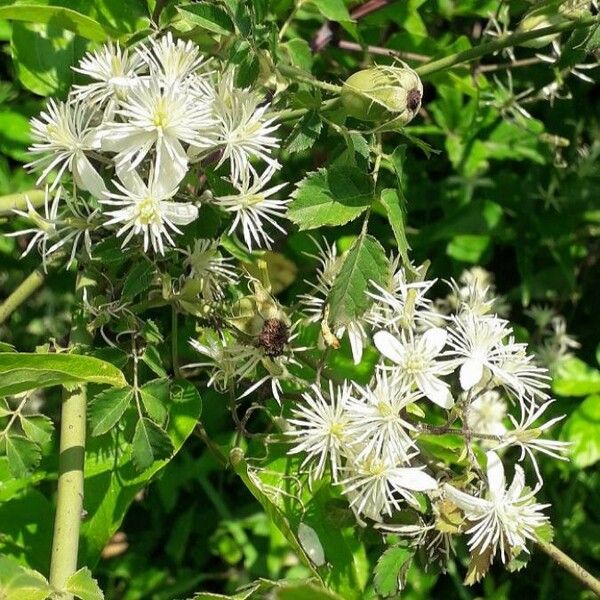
[49,278,91,596]
[171,304,181,378]
[535,535,600,597]
[415,16,599,76]
[0,189,45,215]
[0,269,44,326]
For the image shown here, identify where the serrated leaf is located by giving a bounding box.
[506,550,530,573]
[88,387,133,436]
[0,555,52,600]
[4,434,41,477]
[121,260,155,300]
[65,566,104,600]
[288,166,374,230]
[380,188,411,267]
[328,235,389,326]
[139,379,169,425]
[286,111,323,154]
[373,543,414,597]
[19,414,53,446]
[0,353,127,396]
[132,417,174,471]
[140,345,168,378]
[464,546,493,585]
[177,3,235,35]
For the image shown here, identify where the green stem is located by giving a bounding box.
[278,63,343,94]
[49,281,90,595]
[416,16,599,77]
[171,304,180,378]
[0,269,45,326]
[0,190,45,216]
[273,97,341,123]
[535,536,600,597]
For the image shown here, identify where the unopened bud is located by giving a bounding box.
[341,65,423,124]
[516,2,587,48]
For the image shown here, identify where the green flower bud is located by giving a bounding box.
[341,65,423,124]
[516,1,587,48]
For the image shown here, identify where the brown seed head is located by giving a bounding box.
[257,318,289,357]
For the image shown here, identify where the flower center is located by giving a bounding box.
[404,350,427,374]
[137,197,161,226]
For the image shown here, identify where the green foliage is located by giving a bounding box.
[373,542,415,597]
[0,352,127,395]
[288,166,374,230]
[328,234,389,326]
[561,394,600,468]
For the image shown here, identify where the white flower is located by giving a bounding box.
[214,166,289,250]
[287,382,353,485]
[466,390,507,438]
[493,399,569,483]
[26,99,105,197]
[447,310,549,401]
[346,370,419,463]
[444,451,549,563]
[374,328,455,408]
[341,452,437,521]
[299,237,341,323]
[183,239,238,300]
[101,166,197,254]
[187,331,260,391]
[139,32,206,87]
[7,188,96,271]
[72,42,145,105]
[198,69,280,182]
[367,258,437,331]
[98,78,214,189]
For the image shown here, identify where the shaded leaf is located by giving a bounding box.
[328,234,389,326]
[19,414,53,446]
[88,387,133,437]
[4,434,41,477]
[380,188,410,267]
[132,417,174,471]
[139,378,169,425]
[121,260,155,300]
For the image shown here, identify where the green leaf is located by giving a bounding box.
[0,109,31,161]
[0,352,127,396]
[140,345,168,378]
[380,188,410,267]
[65,567,104,600]
[286,111,322,154]
[80,380,201,562]
[11,22,87,97]
[139,378,169,425]
[0,555,52,600]
[373,543,415,597]
[328,234,389,326]
[177,2,235,35]
[132,417,174,471]
[88,387,133,436]
[560,394,600,468]
[276,583,345,600]
[288,166,374,230]
[307,0,352,22]
[446,234,491,263]
[19,414,53,446]
[121,260,155,299]
[0,4,109,41]
[4,434,41,477]
[553,358,600,397]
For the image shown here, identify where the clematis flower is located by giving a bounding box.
[444,451,549,563]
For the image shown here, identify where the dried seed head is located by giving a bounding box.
[257,318,289,357]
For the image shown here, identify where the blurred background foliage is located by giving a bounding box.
[1,0,599,598]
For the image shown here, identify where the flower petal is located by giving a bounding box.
[162,201,198,226]
[460,358,484,390]
[422,327,447,355]
[373,330,406,364]
[418,374,454,409]
[485,451,506,499]
[73,151,106,198]
[393,468,437,491]
[444,484,490,515]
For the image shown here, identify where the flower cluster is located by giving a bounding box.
[287,248,568,567]
[15,34,289,265]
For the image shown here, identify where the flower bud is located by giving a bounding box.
[341,65,423,124]
[516,2,587,48]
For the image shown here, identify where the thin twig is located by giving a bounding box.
[337,40,430,63]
